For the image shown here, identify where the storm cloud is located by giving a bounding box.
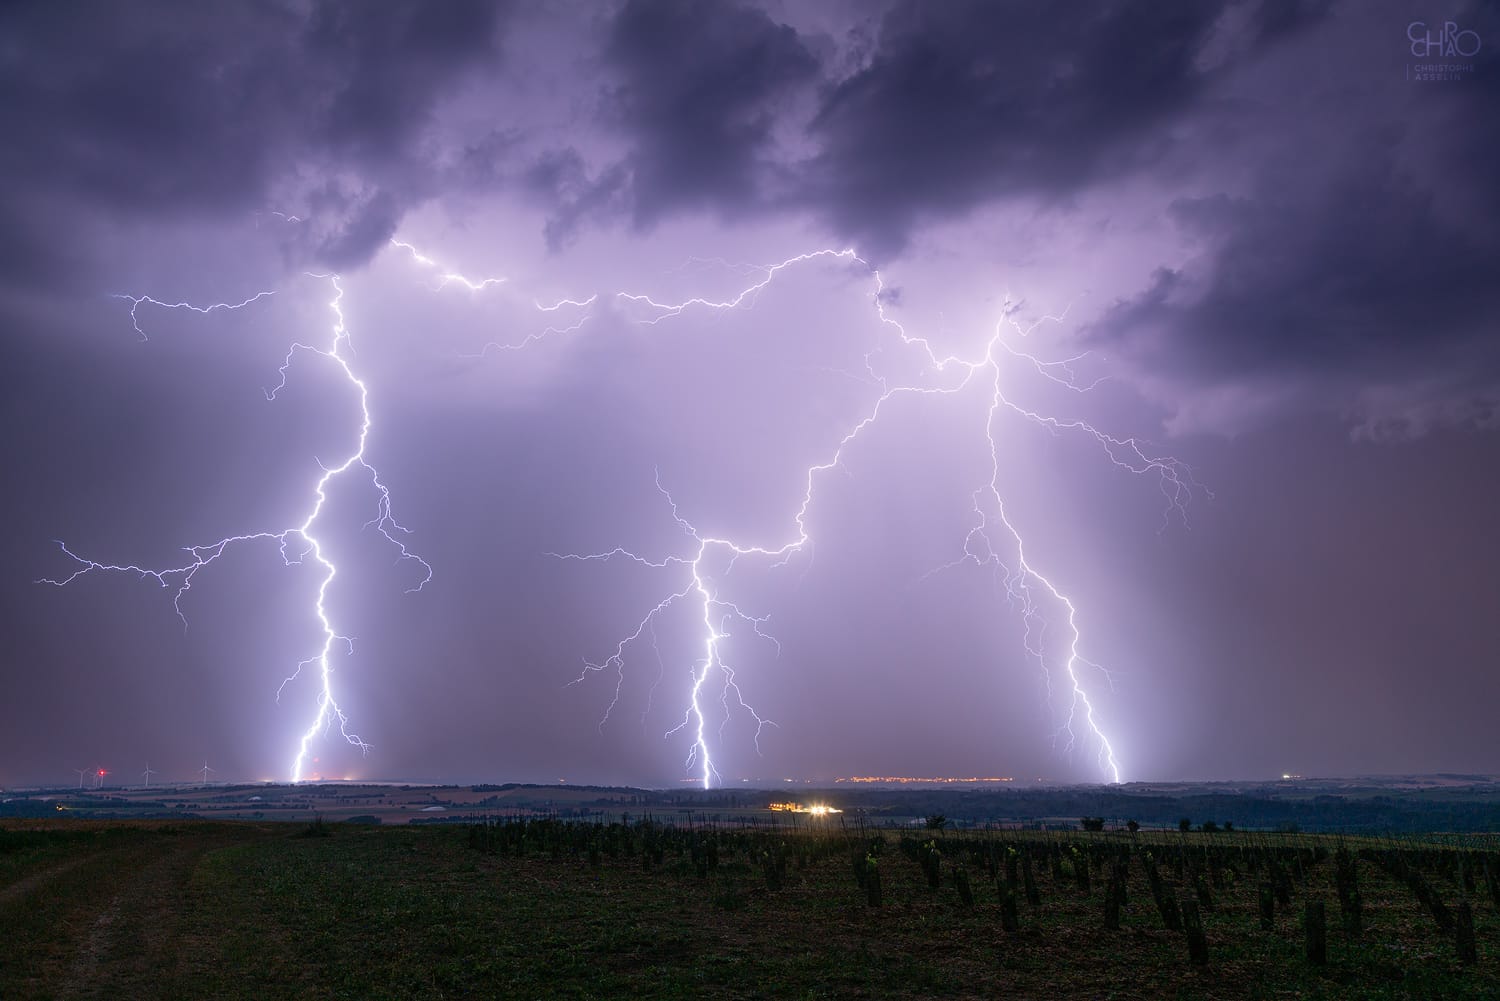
[1,1,1496,788]
[0,1,508,280]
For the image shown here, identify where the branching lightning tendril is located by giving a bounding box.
[39,274,431,782]
[546,249,1203,787]
[43,231,1199,789]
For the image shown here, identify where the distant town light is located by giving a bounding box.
[835,775,1013,784]
[768,801,841,815]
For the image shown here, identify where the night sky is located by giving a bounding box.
[3,1,1497,789]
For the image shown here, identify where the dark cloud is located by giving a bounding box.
[0,0,507,282]
[529,151,631,251]
[302,186,403,271]
[535,1,1328,257]
[3,1,1499,789]
[1090,37,1500,439]
[605,0,818,217]
[803,0,1328,257]
[1108,165,1498,369]
[544,0,818,243]
[305,0,501,158]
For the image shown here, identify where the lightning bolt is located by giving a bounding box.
[57,234,1195,788]
[388,238,508,292]
[384,236,598,357]
[552,250,1201,787]
[39,274,431,782]
[115,290,277,341]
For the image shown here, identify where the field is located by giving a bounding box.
[3,818,1499,1000]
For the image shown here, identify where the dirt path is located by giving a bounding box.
[0,856,89,910]
[1,827,267,1001]
[54,833,247,1001]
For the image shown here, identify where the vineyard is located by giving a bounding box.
[3,817,1498,998]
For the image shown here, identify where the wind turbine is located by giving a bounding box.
[73,767,87,790]
[93,767,107,789]
[142,762,157,788]
[199,760,215,786]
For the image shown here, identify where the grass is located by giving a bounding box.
[2,819,1498,999]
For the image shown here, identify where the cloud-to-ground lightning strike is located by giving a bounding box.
[555,250,1200,787]
[39,276,431,782]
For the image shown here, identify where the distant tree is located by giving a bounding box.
[1126,819,1140,833]
[1080,817,1105,832]
[1223,821,1235,832]
[1200,820,1220,834]
[924,814,949,831]
[1179,817,1192,833]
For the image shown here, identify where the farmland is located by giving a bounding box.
[3,817,1498,999]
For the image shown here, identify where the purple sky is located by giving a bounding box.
[2,0,1497,788]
